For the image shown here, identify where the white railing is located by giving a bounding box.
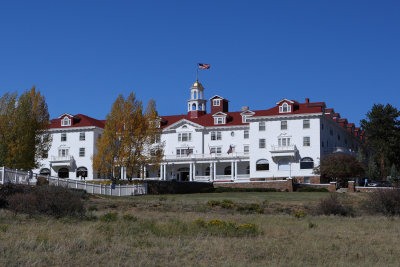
[236,174,250,180]
[0,167,147,196]
[50,155,74,162]
[270,145,297,152]
[323,147,357,156]
[215,175,232,180]
[164,152,249,161]
[194,175,211,181]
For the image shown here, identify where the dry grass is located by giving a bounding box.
[0,192,399,266]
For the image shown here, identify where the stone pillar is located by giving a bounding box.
[348,181,355,192]
[328,181,337,192]
[234,161,238,180]
[189,163,193,181]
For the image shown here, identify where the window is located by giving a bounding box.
[304,177,310,184]
[281,121,288,130]
[259,121,266,131]
[279,103,291,113]
[303,120,310,129]
[211,131,222,140]
[245,165,250,174]
[205,167,210,176]
[259,139,266,148]
[213,99,221,106]
[278,158,291,171]
[39,168,50,176]
[242,115,247,123]
[58,168,69,178]
[58,148,69,158]
[230,131,234,137]
[300,157,314,169]
[61,133,67,142]
[76,167,88,178]
[303,136,310,146]
[79,148,85,157]
[337,134,341,140]
[224,166,231,175]
[256,159,269,171]
[210,147,222,155]
[278,137,291,147]
[79,132,85,141]
[244,130,249,139]
[61,117,71,126]
[178,133,192,142]
[176,148,193,157]
[244,145,249,154]
[214,117,225,124]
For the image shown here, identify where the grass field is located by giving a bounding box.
[1,191,399,266]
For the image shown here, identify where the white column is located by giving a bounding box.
[160,164,163,180]
[234,161,238,181]
[163,164,167,180]
[144,166,147,178]
[120,167,124,180]
[189,163,193,181]
[209,163,213,181]
[213,162,217,181]
[193,163,196,181]
[231,161,234,180]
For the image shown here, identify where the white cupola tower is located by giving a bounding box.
[187,80,207,118]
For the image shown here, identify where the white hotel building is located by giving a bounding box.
[36,81,364,184]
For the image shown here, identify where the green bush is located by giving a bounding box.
[207,200,221,207]
[299,187,329,192]
[100,212,118,222]
[236,203,264,214]
[123,214,138,222]
[193,219,260,236]
[6,186,85,218]
[365,189,400,216]
[315,194,354,216]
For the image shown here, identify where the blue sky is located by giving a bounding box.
[1,1,399,125]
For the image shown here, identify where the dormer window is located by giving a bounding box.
[214,117,225,125]
[213,99,221,106]
[279,103,291,113]
[61,117,71,126]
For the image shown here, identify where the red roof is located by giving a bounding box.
[161,111,247,129]
[49,114,105,129]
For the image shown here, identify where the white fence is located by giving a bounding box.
[0,167,147,196]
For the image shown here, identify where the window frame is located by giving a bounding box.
[244,130,249,139]
[281,121,288,130]
[256,159,269,171]
[61,117,71,126]
[303,136,311,147]
[79,132,85,141]
[259,121,266,131]
[213,99,221,106]
[211,131,222,141]
[61,133,67,142]
[178,132,192,142]
[79,147,85,157]
[214,117,225,125]
[303,119,310,129]
[259,138,266,149]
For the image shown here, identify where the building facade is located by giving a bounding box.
[37,81,364,183]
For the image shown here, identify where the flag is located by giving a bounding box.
[227,145,233,154]
[209,145,213,154]
[198,63,210,69]
[186,149,192,156]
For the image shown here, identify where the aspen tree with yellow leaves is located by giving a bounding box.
[0,87,51,170]
[93,93,163,182]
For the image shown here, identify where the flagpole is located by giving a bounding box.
[196,63,199,81]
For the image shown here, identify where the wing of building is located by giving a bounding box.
[36,80,365,184]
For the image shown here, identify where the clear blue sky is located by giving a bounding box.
[1,1,399,125]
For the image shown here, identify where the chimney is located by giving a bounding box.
[305,98,310,103]
[241,106,249,112]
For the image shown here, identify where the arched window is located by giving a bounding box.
[300,157,314,169]
[192,103,197,110]
[256,159,269,171]
[76,167,88,178]
[199,103,203,110]
[279,103,291,113]
[40,168,50,176]
[278,158,291,171]
[246,165,250,174]
[205,167,210,176]
[58,168,69,178]
[224,166,231,175]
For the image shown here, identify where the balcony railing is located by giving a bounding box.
[50,155,74,162]
[270,145,297,152]
[163,152,249,161]
[323,147,357,156]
